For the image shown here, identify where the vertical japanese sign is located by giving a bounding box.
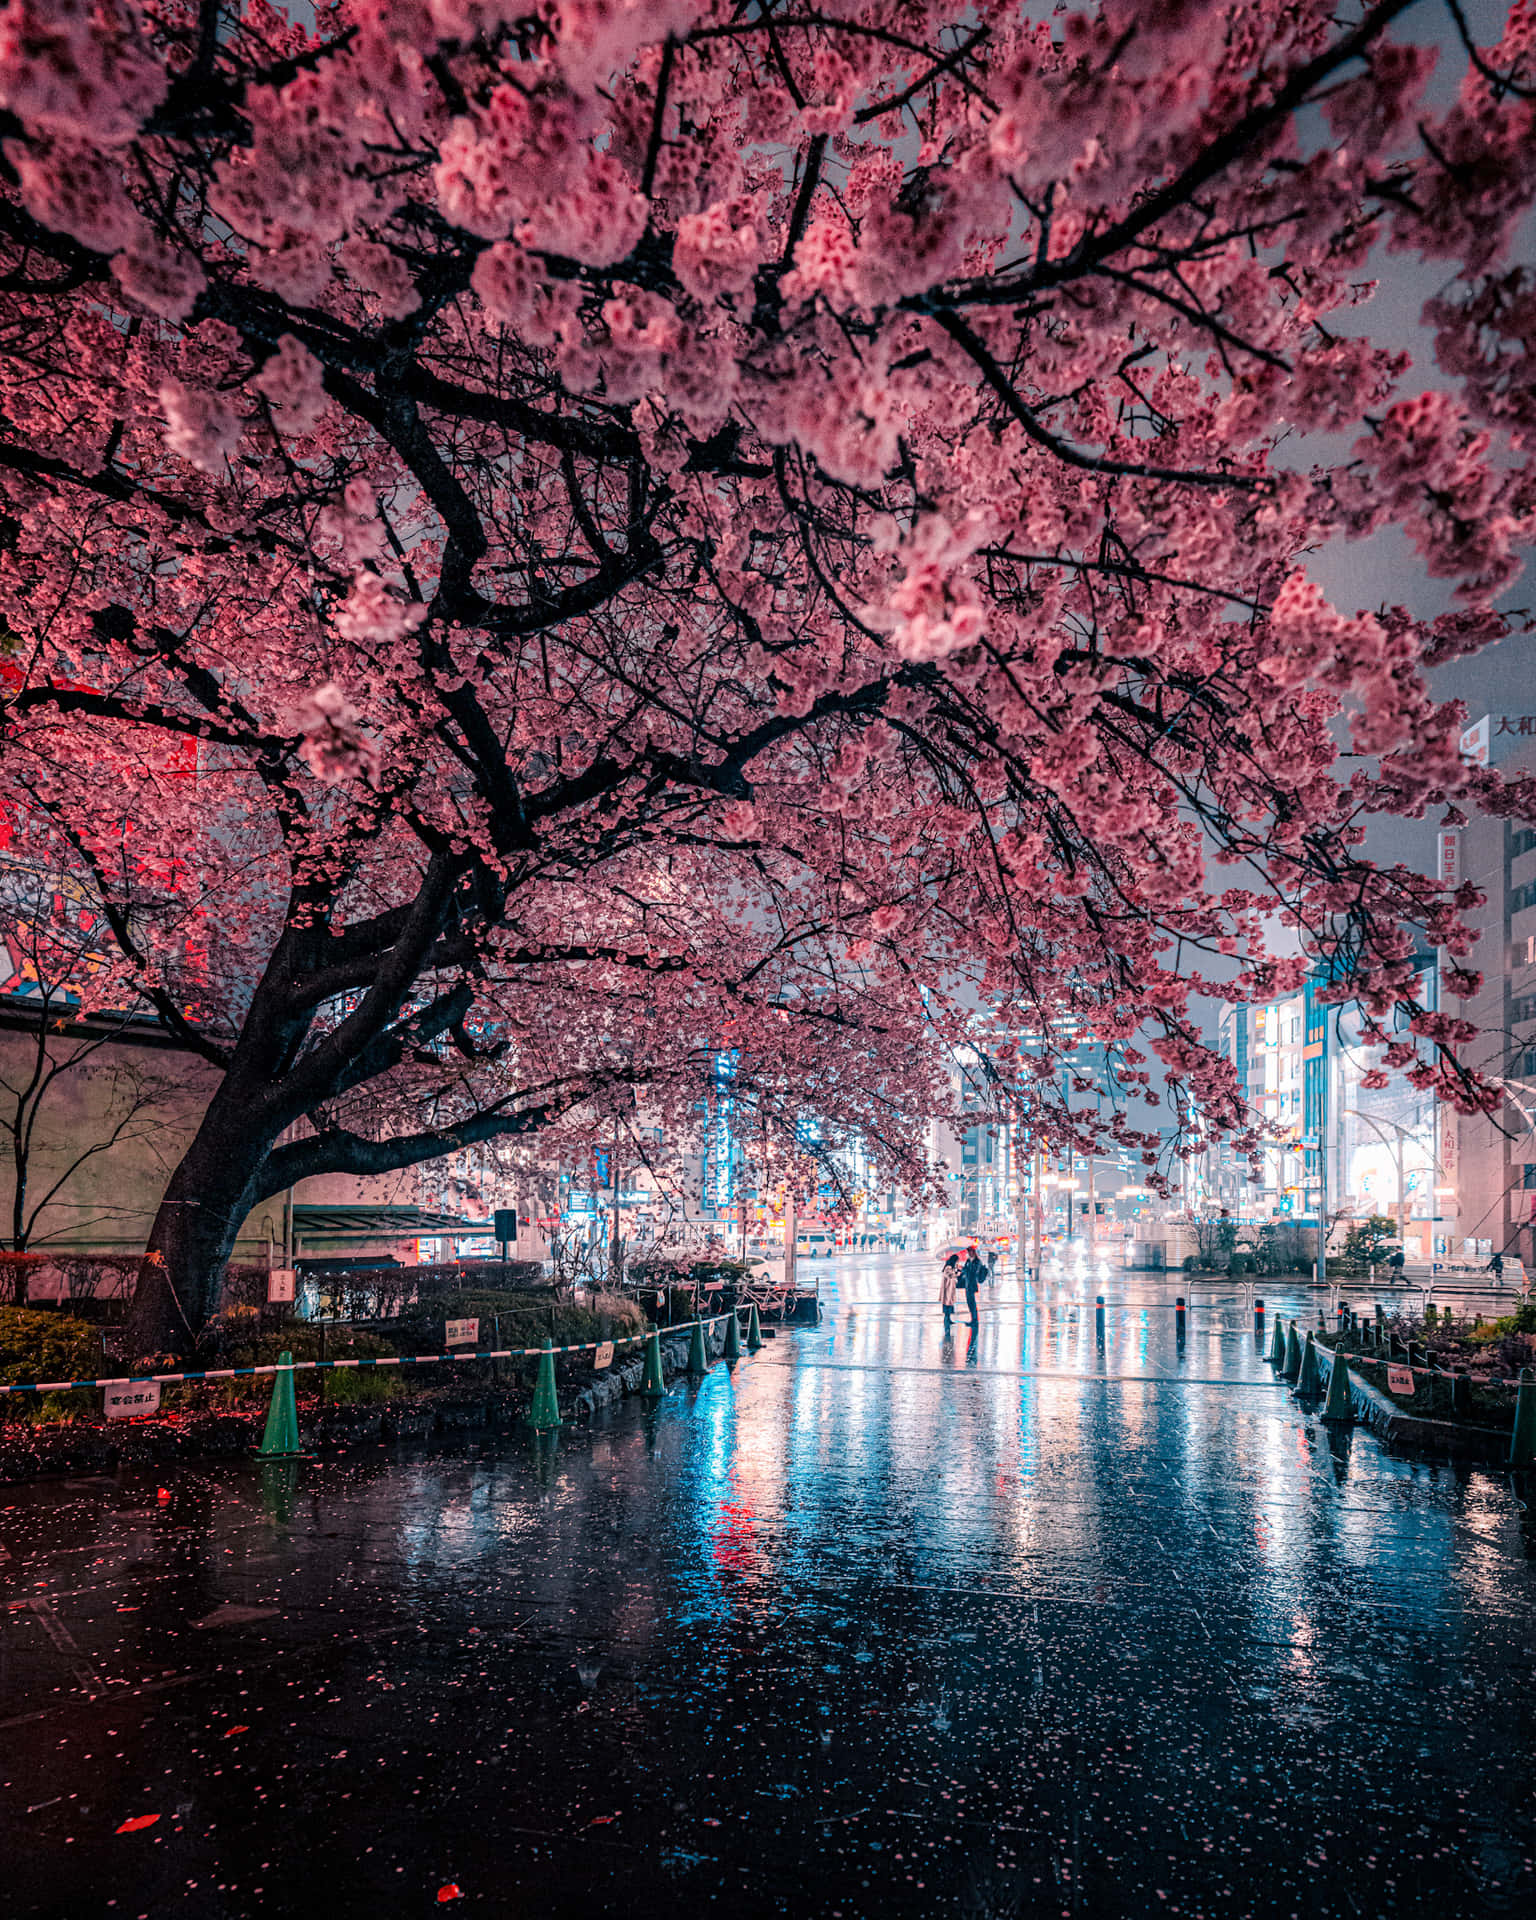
[702,1048,738,1211]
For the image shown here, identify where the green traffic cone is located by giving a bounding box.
[1321,1343,1353,1422]
[746,1304,763,1353]
[257,1350,304,1457]
[527,1340,562,1430]
[1268,1316,1287,1366]
[1511,1367,1536,1469]
[1295,1330,1321,1398]
[638,1328,666,1398]
[723,1309,742,1362]
[686,1317,710,1376]
[1283,1320,1302,1380]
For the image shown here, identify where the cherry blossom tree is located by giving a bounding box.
[0,0,1533,1353]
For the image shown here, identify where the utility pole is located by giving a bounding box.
[610,1115,621,1290]
[1086,1155,1095,1256]
[1342,1107,1413,1247]
[1032,1141,1044,1279]
[1315,1071,1329,1293]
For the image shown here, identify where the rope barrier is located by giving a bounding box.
[0,1314,735,1398]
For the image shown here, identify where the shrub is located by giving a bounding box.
[155,1322,404,1411]
[389,1289,644,1355]
[0,1306,103,1421]
[0,1253,48,1306]
[1467,1301,1536,1347]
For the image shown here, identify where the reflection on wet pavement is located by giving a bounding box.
[3,1255,1534,1917]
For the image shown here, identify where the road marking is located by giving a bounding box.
[24,1597,102,1696]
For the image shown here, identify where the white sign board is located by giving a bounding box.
[266,1268,295,1304]
[1386,1364,1415,1395]
[1460,715,1490,766]
[445,1317,480,1348]
[105,1380,162,1420]
[593,1341,614,1371]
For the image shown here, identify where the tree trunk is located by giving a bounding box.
[10,1140,30,1303]
[124,1095,271,1359]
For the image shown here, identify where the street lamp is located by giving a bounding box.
[1340,1106,1438,1246]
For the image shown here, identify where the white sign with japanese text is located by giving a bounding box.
[266,1268,295,1303]
[445,1318,479,1347]
[1386,1364,1415,1395]
[593,1341,614,1371]
[105,1380,162,1420]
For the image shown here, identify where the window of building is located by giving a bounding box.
[1510,825,1536,860]
[1524,1165,1536,1190]
[1510,879,1536,916]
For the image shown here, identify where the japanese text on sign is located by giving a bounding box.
[267,1268,295,1303]
[593,1342,614,1371]
[105,1380,162,1419]
[1386,1364,1415,1395]
[445,1318,479,1347]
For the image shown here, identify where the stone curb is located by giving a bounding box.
[1320,1345,1511,1462]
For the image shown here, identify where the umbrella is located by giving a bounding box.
[936,1240,975,1257]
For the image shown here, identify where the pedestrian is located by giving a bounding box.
[986,1246,998,1287]
[1489,1250,1505,1281]
[960,1246,984,1329]
[940,1254,958,1335]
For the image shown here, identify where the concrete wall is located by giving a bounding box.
[0,1014,511,1266]
[0,1018,211,1256]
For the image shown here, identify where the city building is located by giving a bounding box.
[1203,951,1449,1260]
[1445,716,1536,1266]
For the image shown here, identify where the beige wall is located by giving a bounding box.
[0,1016,485,1265]
[0,1019,212,1256]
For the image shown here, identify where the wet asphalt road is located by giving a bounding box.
[2,1254,1535,1920]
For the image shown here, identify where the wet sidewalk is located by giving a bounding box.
[3,1259,1534,1917]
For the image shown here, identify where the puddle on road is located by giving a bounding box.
[3,1266,1534,1917]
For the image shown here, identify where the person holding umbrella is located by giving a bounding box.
[960,1243,985,1330]
[939,1252,959,1335]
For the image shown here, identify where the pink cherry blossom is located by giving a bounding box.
[0,0,1522,1353]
